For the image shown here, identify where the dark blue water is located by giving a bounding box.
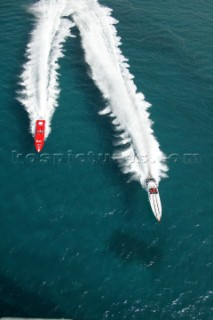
[0,0,212,319]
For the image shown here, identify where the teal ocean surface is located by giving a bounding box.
[0,0,212,319]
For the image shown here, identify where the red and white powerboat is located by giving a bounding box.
[34,120,45,152]
[146,178,162,221]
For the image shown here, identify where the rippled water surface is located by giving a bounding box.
[0,0,212,319]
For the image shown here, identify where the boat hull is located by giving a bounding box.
[146,179,162,221]
[34,120,45,152]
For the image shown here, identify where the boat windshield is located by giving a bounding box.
[150,188,158,194]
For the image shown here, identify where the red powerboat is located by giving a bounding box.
[34,120,45,152]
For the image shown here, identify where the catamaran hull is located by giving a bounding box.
[148,192,162,221]
[146,179,162,221]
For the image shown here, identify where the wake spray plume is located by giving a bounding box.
[18,0,74,138]
[66,0,168,186]
[18,0,168,187]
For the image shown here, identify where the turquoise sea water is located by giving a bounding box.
[0,0,212,319]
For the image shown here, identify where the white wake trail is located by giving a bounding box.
[18,0,73,138]
[66,0,168,186]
